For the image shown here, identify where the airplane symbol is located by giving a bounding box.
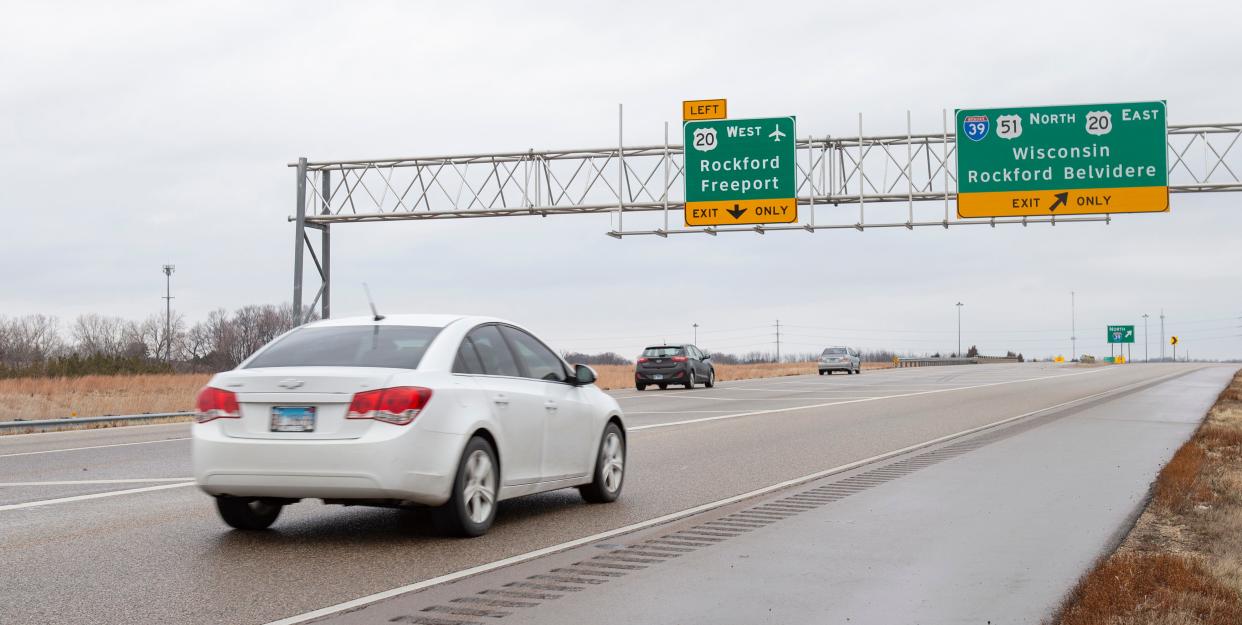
[768,127,786,142]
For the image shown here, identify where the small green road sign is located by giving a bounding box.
[683,116,796,227]
[956,101,1168,218]
[1108,325,1136,344]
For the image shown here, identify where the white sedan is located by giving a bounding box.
[192,314,626,537]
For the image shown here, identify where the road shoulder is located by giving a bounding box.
[314,365,1237,625]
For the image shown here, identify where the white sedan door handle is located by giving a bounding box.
[493,394,509,406]
[544,401,558,411]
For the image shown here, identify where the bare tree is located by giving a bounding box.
[1,302,314,374]
[71,314,128,356]
[135,313,186,361]
[118,319,148,359]
[0,315,63,366]
[228,305,295,366]
[183,321,214,362]
[0,317,12,365]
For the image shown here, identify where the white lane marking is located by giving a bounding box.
[629,367,1115,432]
[621,392,882,401]
[616,394,748,402]
[0,482,195,512]
[747,396,880,401]
[0,478,192,487]
[262,369,1140,625]
[715,387,937,393]
[625,410,734,415]
[0,437,190,459]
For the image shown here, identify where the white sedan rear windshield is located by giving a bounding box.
[823,348,848,355]
[245,326,442,369]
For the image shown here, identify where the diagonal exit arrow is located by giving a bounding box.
[1048,192,1068,212]
[727,204,747,220]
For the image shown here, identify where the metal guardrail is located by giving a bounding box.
[0,412,194,433]
[896,357,978,368]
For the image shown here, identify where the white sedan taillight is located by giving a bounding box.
[196,386,241,423]
[346,386,433,425]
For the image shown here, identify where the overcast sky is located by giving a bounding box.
[3,1,1241,360]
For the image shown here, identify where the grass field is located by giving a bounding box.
[1051,369,1242,624]
[0,373,211,422]
[0,362,895,423]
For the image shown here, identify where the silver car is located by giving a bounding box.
[818,346,861,375]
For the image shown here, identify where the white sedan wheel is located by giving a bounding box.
[462,449,496,524]
[601,432,624,494]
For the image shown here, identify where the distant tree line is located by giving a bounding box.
[0,310,1028,378]
[0,304,314,378]
[562,351,633,366]
[704,349,904,364]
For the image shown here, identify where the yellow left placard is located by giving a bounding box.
[683,99,727,121]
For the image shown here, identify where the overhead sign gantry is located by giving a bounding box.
[955,101,1169,218]
[288,100,1242,321]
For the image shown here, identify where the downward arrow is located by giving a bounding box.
[1048,192,1068,212]
[727,204,747,220]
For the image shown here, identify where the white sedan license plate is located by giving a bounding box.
[271,406,316,432]
[652,374,663,380]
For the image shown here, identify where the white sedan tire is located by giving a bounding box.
[579,423,626,503]
[216,496,283,530]
[435,436,500,537]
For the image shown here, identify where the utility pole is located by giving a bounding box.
[1142,313,1149,363]
[1160,309,1165,361]
[692,323,699,345]
[956,302,963,357]
[1070,291,1077,362]
[775,319,781,363]
[162,264,175,362]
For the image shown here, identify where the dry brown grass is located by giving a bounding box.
[0,373,209,422]
[1153,442,1210,515]
[1050,369,1242,625]
[590,361,894,390]
[1057,553,1242,625]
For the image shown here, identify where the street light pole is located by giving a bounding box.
[1142,313,1149,363]
[956,302,963,357]
[692,323,698,345]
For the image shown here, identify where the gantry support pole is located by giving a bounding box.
[293,157,307,321]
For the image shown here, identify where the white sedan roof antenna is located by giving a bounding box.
[363,283,385,321]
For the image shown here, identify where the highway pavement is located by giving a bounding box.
[0,363,1228,624]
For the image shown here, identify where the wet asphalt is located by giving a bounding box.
[0,363,1207,624]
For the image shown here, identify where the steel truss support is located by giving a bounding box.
[292,159,331,324]
[289,117,1242,319]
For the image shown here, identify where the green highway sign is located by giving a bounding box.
[1107,325,1136,344]
[683,116,796,227]
[956,101,1168,218]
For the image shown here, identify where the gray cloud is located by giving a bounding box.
[2,0,1240,360]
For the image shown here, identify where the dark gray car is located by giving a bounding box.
[635,344,715,390]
